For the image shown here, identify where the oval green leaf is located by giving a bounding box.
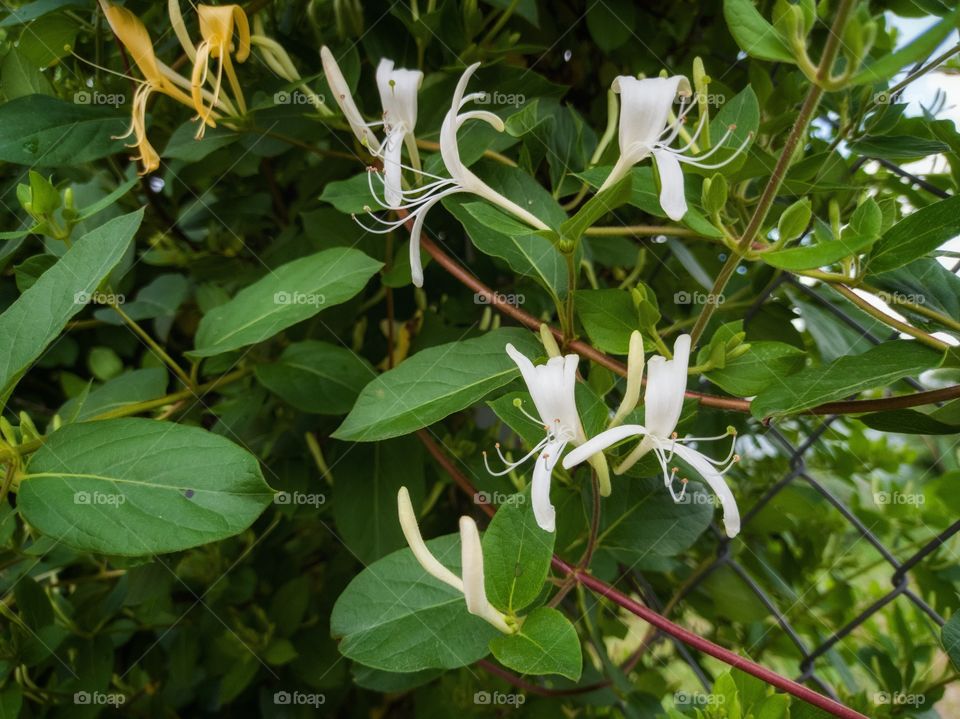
[333,328,542,442]
[191,247,382,358]
[331,534,498,672]
[19,418,274,555]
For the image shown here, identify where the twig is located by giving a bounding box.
[419,234,960,415]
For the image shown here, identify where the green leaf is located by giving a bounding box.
[489,606,581,680]
[444,198,566,298]
[847,135,948,160]
[705,342,805,396]
[482,492,555,613]
[578,166,723,238]
[858,409,960,435]
[163,123,238,162]
[851,10,960,85]
[869,195,960,273]
[1,48,52,99]
[586,0,635,52]
[943,612,960,671]
[723,0,794,63]
[17,13,77,67]
[559,175,632,243]
[1,0,83,27]
[191,247,382,357]
[58,368,168,423]
[77,177,139,221]
[597,476,714,563]
[333,328,542,442]
[761,232,880,270]
[255,340,374,414]
[0,209,142,405]
[777,198,811,242]
[575,289,638,354]
[333,437,425,563]
[330,534,498,672]
[700,86,760,172]
[0,94,127,167]
[19,418,274,555]
[751,340,941,418]
[318,172,379,214]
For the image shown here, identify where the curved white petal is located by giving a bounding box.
[397,487,463,590]
[382,127,404,208]
[611,330,645,427]
[532,441,564,532]
[612,75,691,161]
[459,516,489,612]
[672,444,740,538]
[376,58,422,132]
[561,424,647,469]
[321,46,380,152]
[652,149,687,221]
[408,187,461,287]
[644,334,690,438]
[505,345,583,441]
[460,517,512,632]
[438,64,548,231]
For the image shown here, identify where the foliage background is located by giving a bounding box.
[0,0,959,716]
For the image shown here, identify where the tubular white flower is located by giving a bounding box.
[598,74,752,221]
[459,516,512,633]
[320,46,381,153]
[396,487,513,633]
[355,62,550,288]
[397,487,462,591]
[610,330,645,427]
[375,59,423,207]
[561,334,741,538]
[483,344,585,532]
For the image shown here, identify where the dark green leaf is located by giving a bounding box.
[333,328,541,442]
[489,606,581,680]
[482,492,555,613]
[0,210,142,405]
[0,95,127,166]
[19,418,274,555]
[331,534,498,671]
[191,247,382,357]
[751,341,941,418]
[255,340,374,414]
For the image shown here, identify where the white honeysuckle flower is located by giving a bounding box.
[483,344,586,533]
[320,46,382,153]
[375,59,424,208]
[356,62,550,288]
[562,334,741,538]
[598,75,751,222]
[610,330,645,428]
[397,487,512,633]
[459,516,512,632]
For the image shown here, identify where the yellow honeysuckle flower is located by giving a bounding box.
[191,4,250,136]
[99,0,196,174]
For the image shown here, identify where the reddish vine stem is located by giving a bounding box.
[415,432,866,719]
[552,557,866,719]
[419,235,960,415]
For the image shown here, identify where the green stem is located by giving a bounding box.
[688,0,856,347]
[480,0,520,46]
[832,284,949,352]
[12,368,251,459]
[109,301,194,388]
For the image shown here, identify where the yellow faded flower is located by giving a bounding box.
[99,0,194,173]
[191,4,250,136]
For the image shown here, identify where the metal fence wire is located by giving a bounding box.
[629,260,960,707]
